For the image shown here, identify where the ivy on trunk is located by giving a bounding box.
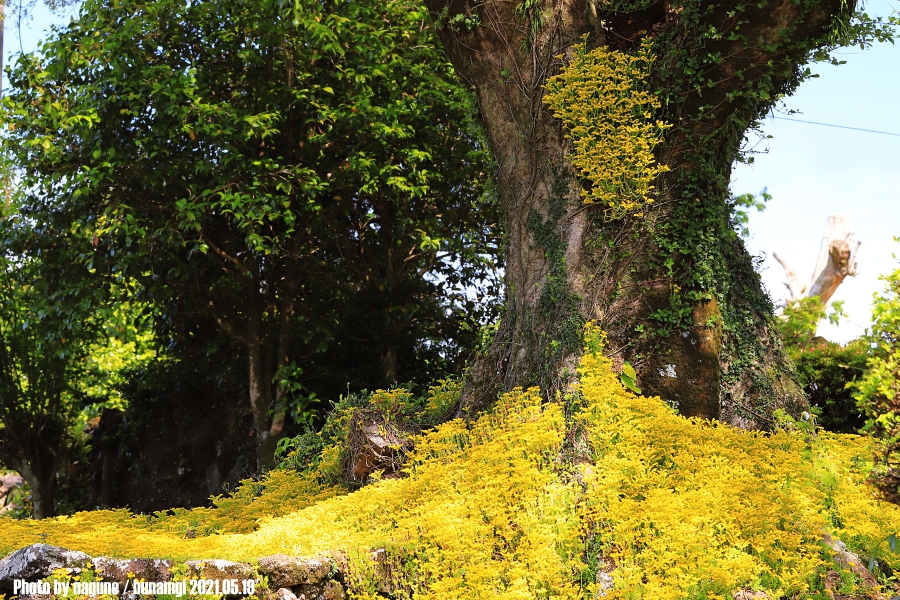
[426,0,892,426]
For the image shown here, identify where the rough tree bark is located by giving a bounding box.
[774,214,860,306]
[424,0,855,427]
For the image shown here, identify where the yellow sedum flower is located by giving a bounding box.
[543,39,670,220]
[0,327,898,598]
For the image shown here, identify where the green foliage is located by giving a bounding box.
[790,338,869,434]
[778,297,830,349]
[77,302,156,413]
[776,296,864,434]
[0,208,89,518]
[273,361,319,428]
[0,154,155,517]
[1,0,501,458]
[778,295,846,348]
[868,532,900,574]
[275,389,371,478]
[603,0,657,13]
[851,244,900,503]
[434,4,482,31]
[618,362,641,394]
[771,407,816,440]
[728,188,770,239]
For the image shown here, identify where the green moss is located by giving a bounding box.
[526,165,584,391]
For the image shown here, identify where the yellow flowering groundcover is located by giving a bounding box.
[1,339,898,598]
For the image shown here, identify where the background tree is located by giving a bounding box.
[787,337,868,434]
[852,246,900,503]
[2,0,499,471]
[0,186,98,518]
[0,262,73,519]
[422,0,893,425]
[774,294,867,434]
[774,215,860,309]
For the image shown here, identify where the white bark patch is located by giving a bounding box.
[658,364,677,378]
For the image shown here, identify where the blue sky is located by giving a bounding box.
[5,1,899,343]
[733,0,900,342]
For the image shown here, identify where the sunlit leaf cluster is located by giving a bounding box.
[852,242,900,503]
[543,40,670,220]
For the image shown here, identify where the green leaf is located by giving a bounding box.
[619,367,641,394]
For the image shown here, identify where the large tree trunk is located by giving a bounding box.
[245,276,292,474]
[427,0,847,427]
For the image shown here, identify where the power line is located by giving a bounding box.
[771,115,900,138]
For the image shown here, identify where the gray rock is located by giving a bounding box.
[93,557,173,585]
[0,544,91,592]
[185,558,254,581]
[275,587,298,600]
[257,554,332,588]
[0,545,349,600]
[823,533,878,589]
[320,580,345,600]
[294,580,345,600]
[593,554,616,599]
[731,591,771,600]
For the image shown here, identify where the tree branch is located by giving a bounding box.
[773,250,804,302]
[199,232,250,275]
[207,298,247,344]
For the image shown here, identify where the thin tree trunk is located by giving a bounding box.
[381,346,398,384]
[269,290,295,446]
[18,458,56,519]
[246,270,275,473]
[248,270,300,473]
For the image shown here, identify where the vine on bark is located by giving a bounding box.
[427,0,895,422]
[525,166,584,393]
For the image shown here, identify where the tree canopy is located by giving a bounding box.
[2,0,500,472]
[0,177,93,518]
